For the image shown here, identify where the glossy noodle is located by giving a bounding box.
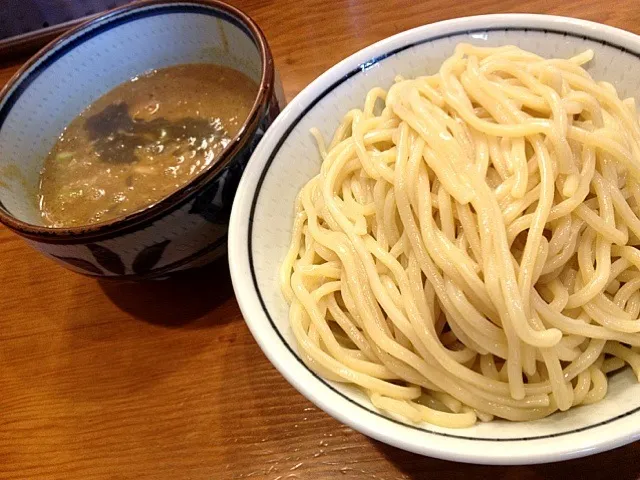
[280,44,640,427]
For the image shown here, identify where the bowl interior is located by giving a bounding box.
[239,18,640,463]
[0,2,262,227]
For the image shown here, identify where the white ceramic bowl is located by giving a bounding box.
[229,14,640,464]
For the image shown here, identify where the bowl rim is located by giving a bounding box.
[229,13,640,465]
[0,0,275,244]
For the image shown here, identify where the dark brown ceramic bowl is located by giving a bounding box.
[0,0,283,279]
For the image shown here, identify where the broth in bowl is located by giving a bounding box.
[38,63,258,227]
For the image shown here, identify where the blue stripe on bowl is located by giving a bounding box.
[248,26,640,442]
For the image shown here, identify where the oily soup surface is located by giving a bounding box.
[38,64,257,227]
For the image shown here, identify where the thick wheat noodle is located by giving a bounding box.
[280,44,640,427]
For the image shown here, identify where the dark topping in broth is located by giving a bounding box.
[84,102,225,164]
[38,63,258,227]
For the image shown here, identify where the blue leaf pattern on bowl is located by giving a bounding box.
[87,243,125,275]
[52,255,103,275]
[132,240,170,274]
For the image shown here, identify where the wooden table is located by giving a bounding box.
[1,1,639,478]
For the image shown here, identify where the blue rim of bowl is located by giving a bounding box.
[247,26,640,442]
[0,0,275,244]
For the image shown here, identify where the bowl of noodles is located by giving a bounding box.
[228,14,640,464]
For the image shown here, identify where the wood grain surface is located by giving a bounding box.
[1,1,640,479]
